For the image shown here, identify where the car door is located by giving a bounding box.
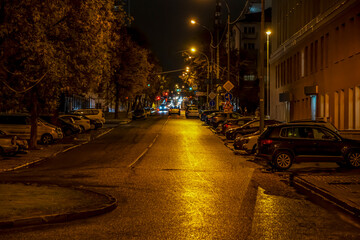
[312,127,343,161]
[280,127,316,160]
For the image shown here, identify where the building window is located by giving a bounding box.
[334,91,339,129]
[325,93,330,120]
[349,88,354,129]
[314,40,318,72]
[340,89,345,130]
[310,43,314,73]
[244,75,255,81]
[325,33,329,68]
[356,86,360,129]
[304,46,308,76]
[320,36,324,70]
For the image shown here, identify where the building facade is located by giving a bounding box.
[270,0,360,132]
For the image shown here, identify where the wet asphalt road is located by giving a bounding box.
[1,114,360,239]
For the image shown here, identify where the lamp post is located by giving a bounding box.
[190,19,214,104]
[266,30,271,117]
[190,47,210,105]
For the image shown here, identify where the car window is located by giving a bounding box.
[313,128,339,140]
[298,127,314,139]
[280,127,304,138]
[281,127,297,138]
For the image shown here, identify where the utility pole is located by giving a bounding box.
[215,0,221,110]
[259,0,265,133]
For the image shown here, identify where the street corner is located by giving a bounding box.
[0,182,117,229]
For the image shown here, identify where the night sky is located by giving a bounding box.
[130,0,246,72]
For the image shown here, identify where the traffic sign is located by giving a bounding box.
[209,100,215,107]
[225,92,233,101]
[209,92,216,100]
[196,91,207,96]
[223,81,234,92]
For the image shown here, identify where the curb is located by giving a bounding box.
[1,128,115,173]
[292,176,360,219]
[0,186,117,229]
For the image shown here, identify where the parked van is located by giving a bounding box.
[0,114,63,144]
[73,109,105,125]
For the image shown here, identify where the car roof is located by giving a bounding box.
[271,122,338,130]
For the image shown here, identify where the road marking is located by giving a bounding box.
[128,118,168,168]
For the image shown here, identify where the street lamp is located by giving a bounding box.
[266,30,271,117]
[189,47,210,105]
[189,19,215,96]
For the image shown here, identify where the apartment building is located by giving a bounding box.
[270,0,360,131]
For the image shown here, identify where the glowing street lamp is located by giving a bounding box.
[266,30,271,116]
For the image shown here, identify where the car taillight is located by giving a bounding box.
[224,124,229,128]
[261,139,273,145]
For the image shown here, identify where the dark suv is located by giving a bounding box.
[257,123,360,170]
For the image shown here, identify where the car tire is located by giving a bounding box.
[80,125,85,133]
[346,151,360,168]
[273,151,293,170]
[41,134,53,145]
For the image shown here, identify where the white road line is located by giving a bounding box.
[128,119,168,168]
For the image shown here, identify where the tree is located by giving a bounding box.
[105,27,153,118]
[0,0,121,148]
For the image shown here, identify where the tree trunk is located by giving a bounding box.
[29,91,39,149]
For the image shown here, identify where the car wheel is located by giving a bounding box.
[80,126,85,133]
[273,151,293,170]
[41,134,53,145]
[346,151,360,168]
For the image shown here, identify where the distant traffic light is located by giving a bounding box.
[189,87,193,91]
[156,96,160,101]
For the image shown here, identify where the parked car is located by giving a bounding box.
[210,112,243,128]
[169,107,181,115]
[73,109,105,125]
[0,130,18,156]
[132,109,148,120]
[60,115,91,132]
[0,114,63,144]
[200,110,219,121]
[225,119,282,140]
[40,115,81,136]
[0,130,28,154]
[205,112,218,125]
[257,122,360,170]
[220,117,254,134]
[144,107,157,116]
[234,130,261,154]
[185,106,199,118]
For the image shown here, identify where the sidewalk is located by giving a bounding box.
[292,171,360,219]
[0,117,130,228]
[0,183,117,228]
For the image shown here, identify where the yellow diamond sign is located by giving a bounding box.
[223,81,234,92]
